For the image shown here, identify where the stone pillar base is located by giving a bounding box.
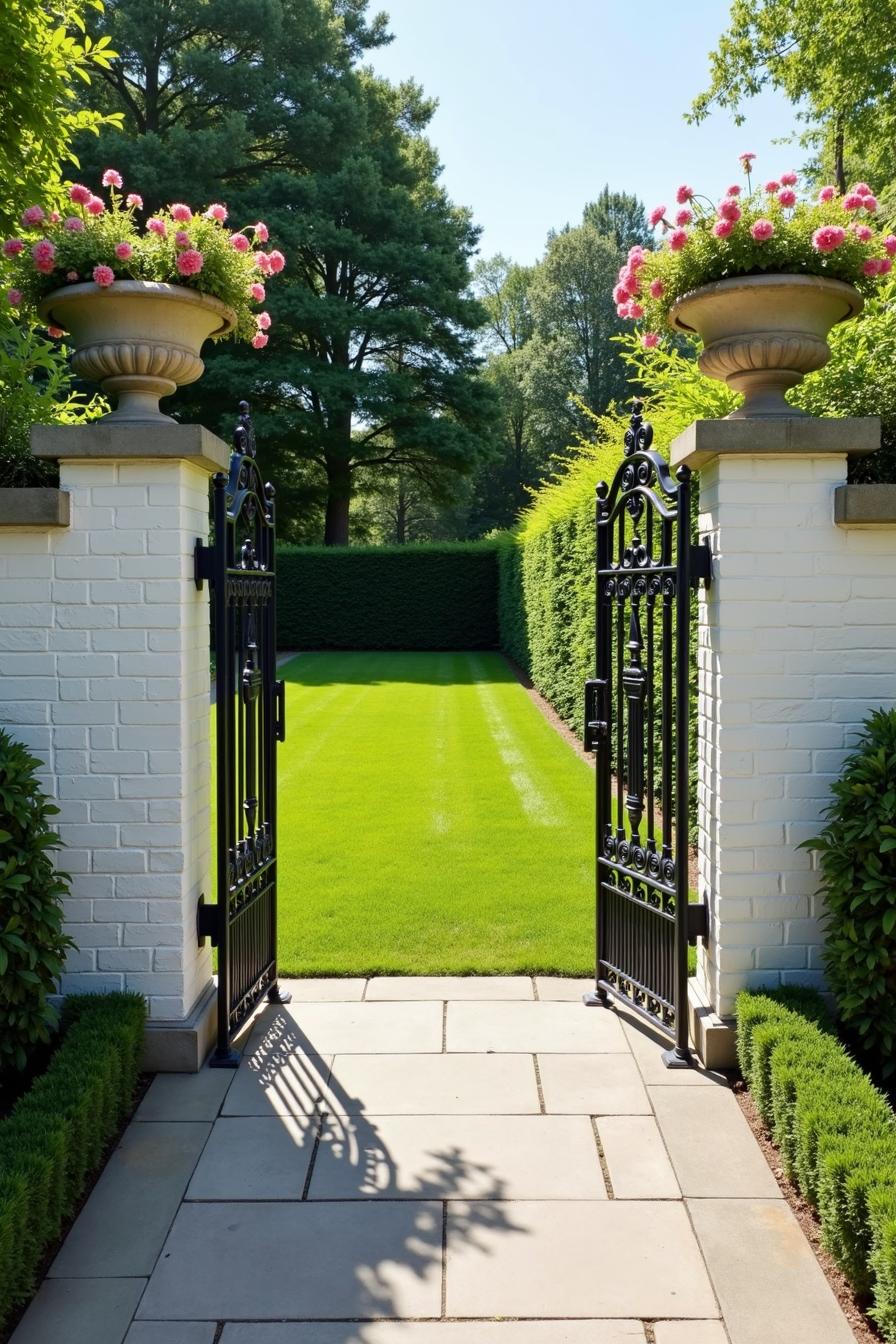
[141,981,217,1072]
[688,977,737,1071]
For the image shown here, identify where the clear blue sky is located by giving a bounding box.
[368,0,804,265]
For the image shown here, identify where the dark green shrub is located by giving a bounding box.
[0,729,74,1072]
[802,709,896,1078]
[0,993,145,1330]
[737,989,896,1334]
[277,542,500,650]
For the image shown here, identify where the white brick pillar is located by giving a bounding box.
[670,417,896,1067]
[2,423,229,1068]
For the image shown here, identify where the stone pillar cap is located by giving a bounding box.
[31,422,231,474]
[670,415,880,471]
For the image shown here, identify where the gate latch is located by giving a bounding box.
[687,898,709,943]
[196,894,220,947]
[194,538,214,591]
[584,679,608,752]
[689,538,712,590]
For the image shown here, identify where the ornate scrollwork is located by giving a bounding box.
[623,398,654,457]
[234,399,257,458]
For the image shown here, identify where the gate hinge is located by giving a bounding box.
[583,679,608,752]
[689,538,712,590]
[196,894,220,947]
[687,899,709,944]
[194,538,214,591]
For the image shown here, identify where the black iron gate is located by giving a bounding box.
[196,402,290,1066]
[584,401,708,1066]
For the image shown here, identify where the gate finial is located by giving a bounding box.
[624,398,654,457]
[234,399,257,459]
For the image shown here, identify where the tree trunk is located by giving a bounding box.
[834,119,846,196]
[324,459,352,546]
[395,486,407,544]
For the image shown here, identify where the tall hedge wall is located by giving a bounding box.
[277,542,499,650]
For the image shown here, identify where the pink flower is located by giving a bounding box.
[254,251,271,274]
[843,192,864,211]
[880,258,893,274]
[750,219,775,241]
[726,184,741,196]
[813,225,847,253]
[49,211,60,223]
[63,216,84,232]
[777,188,796,208]
[147,217,166,236]
[713,218,734,238]
[32,239,56,266]
[818,186,836,203]
[230,232,250,252]
[764,180,780,193]
[862,258,883,276]
[852,183,873,197]
[675,208,693,226]
[675,184,694,204]
[66,270,79,281]
[739,151,756,165]
[6,289,22,306]
[250,282,266,302]
[668,228,688,251]
[884,236,896,256]
[780,171,798,186]
[618,266,639,295]
[176,248,204,276]
[648,205,666,228]
[204,203,228,222]
[92,265,115,287]
[175,230,191,247]
[114,241,133,260]
[627,247,645,271]
[717,197,741,222]
[853,224,873,243]
[863,195,879,212]
[649,278,664,299]
[629,302,645,319]
[641,332,659,349]
[102,169,123,189]
[46,325,64,339]
[616,303,630,318]
[254,222,269,242]
[170,203,192,221]
[251,332,269,349]
[68,184,91,205]
[256,311,272,330]
[86,196,105,216]
[2,239,24,256]
[21,205,45,226]
[267,250,285,273]
[612,282,630,305]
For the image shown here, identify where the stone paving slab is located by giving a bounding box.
[650,1086,780,1198]
[221,1035,332,1117]
[597,1116,680,1199]
[10,1277,146,1344]
[324,1053,541,1114]
[249,1001,444,1054]
[308,1114,606,1200]
[534,977,595,1000]
[125,1324,217,1344]
[136,1067,234,1122]
[219,1323,646,1342]
[367,976,533,1000]
[654,1324,729,1344]
[619,1013,730,1087]
[137,1201,444,1320]
[186,1115,317,1200]
[279,978,368,1000]
[446,1000,628,1053]
[688,1198,857,1344]
[49,1121,210,1277]
[445,1200,719,1319]
[537,1052,650,1114]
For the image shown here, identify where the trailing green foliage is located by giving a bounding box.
[0,993,145,1331]
[277,543,499,651]
[801,709,896,1078]
[737,989,896,1336]
[0,730,74,1073]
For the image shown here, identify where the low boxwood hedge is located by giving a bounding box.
[0,992,145,1331]
[738,988,896,1340]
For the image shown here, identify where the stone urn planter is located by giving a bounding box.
[37,280,236,423]
[668,273,863,418]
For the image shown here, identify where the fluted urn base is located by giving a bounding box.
[669,274,863,418]
[38,281,236,422]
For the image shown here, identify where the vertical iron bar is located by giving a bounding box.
[593,485,610,1001]
[212,472,236,1064]
[671,466,692,1063]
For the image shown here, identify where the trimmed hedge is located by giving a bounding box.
[0,993,145,1331]
[738,988,896,1339]
[277,542,500,650]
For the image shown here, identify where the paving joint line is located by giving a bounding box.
[591,1116,615,1198]
[643,1324,657,1344]
[532,1054,546,1114]
[440,1201,448,1317]
[531,975,539,1000]
[441,1001,447,1052]
[301,1110,326,1200]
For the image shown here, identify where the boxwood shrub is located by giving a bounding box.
[277,542,499,650]
[737,988,896,1339]
[0,993,145,1331]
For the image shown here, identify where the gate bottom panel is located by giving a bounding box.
[598,873,676,1036]
[228,878,277,1034]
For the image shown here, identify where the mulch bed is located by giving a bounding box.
[733,1079,884,1344]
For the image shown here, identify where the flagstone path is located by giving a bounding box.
[12,978,857,1344]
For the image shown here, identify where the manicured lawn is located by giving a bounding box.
[274,650,595,975]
